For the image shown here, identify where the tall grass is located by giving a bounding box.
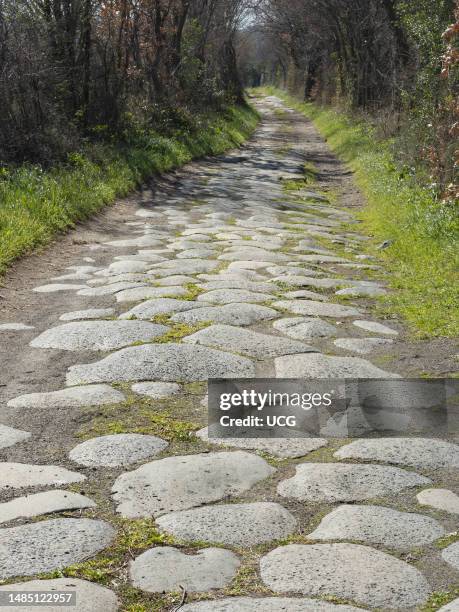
[0,105,259,275]
[261,87,458,338]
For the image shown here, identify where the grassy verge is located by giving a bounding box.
[0,105,259,276]
[257,87,458,338]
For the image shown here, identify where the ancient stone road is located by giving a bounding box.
[0,96,458,611]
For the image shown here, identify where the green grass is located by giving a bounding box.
[0,105,259,275]
[259,87,458,338]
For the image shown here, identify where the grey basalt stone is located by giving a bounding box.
[219,247,289,263]
[275,353,398,379]
[0,519,116,579]
[131,382,181,399]
[69,434,168,467]
[417,489,459,514]
[156,502,297,546]
[308,504,445,549]
[149,259,219,275]
[66,343,256,385]
[171,303,277,326]
[334,337,393,354]
[197,289,276,304]
[0,463,86,491]
[259,543,431,609]
[335,438,459,469]
[112,451,275,518]
[30,321,168,351]
[59,308,115,321]
[0,425,31,449]
[0,578,119,612]
[129,546,240,593]
[77,282,147,296]
[199,280,274,293]
[442,542,459,571]
[105,236,163,248]
[180,598,362,611]
[0,323,35,330]
[438,599,459,611]
[8,384,125,409]
[353,320,399,335]
[33,284,88,293]
[196,427,327,458]
[336,285,387,297]
[273,300,361,318]
[273,317,337,340]
[272,276,349,289]
[277,463,430,502]
[183,324,316,359]
[115,286,188,303]
[119,298,208,320]
[0,490,96,524]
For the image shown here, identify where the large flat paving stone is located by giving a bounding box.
[275,354,398,378]
[308,504,445,549]
[112,451,275,518]
[335,438,459,469]
[259,543,431,609]
[172,303,277,326]
[334,337,393,354]
[0,578,119,612]
[69,434,168,467]
[199,280,274,293]
[442,542,459,570]
[353,320,399,335]
[115,286,188,303]
[274,300,361,318]
[131,382,181,399]
[197,427,327,458]
[0,424,31,449]
[273,317,337,339]
[106,236,163,248]
[183,324,316,359]
[277,463,430,502]
[219,247,289,263]
[157,502,297,546]
[59,308,115,321]
[119,298,208,320]
[33,284,88,293]
[180,598,361,611]
[149,259,219,275]
[0,490,96,524]
[129,546,240,593]
[66,344,255,385]
[0,463,86,491]
[417,488,459,514]
[30,321,168,351]
[197,289,276,304]
[77,282,147,296]
[438,598,459,611]
[8,384,125,409]
[0,518,115,579]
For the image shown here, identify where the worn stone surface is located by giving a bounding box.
[69,434,168,467]
[197,289,276,304]
[335,438,459,469]
[353,320,399,335]
[180,598,361,611]
[278,463,430,502]
[172,303,277,326]
[150,259,219,275]
[183,324,315,359]
[417,489,459,514]
[77,282,147,296]
[0,519,115,578]
[33,284,88,293]
[0,490,96,524]
[438,598,459,611]
[119,298,208,320]
[273,317,337,340]
[0,463,86,491]
[0,424,31,449]
[30,320,168,351]
[0,323,34,330]
[0,579,119,612]
[115,285,187,303]
[67,344,255,385]
[442,543,459,571]
[112,451,275,518]
[260,543,431,608]
[275,353,398,378]
[157,503,297,546]
[308,504,445,549]
[334,337,393,354]
[197,427,327,458]
[273,300,361,318]
[219,247,288,263]
[8,384,125,409]
[59,308,115,321]
[129,546,240,593]
[131,382,181,399]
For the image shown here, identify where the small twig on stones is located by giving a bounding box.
[171,586,187,611]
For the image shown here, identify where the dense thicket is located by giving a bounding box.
[0,0,249,163]
[239,0,458,200]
